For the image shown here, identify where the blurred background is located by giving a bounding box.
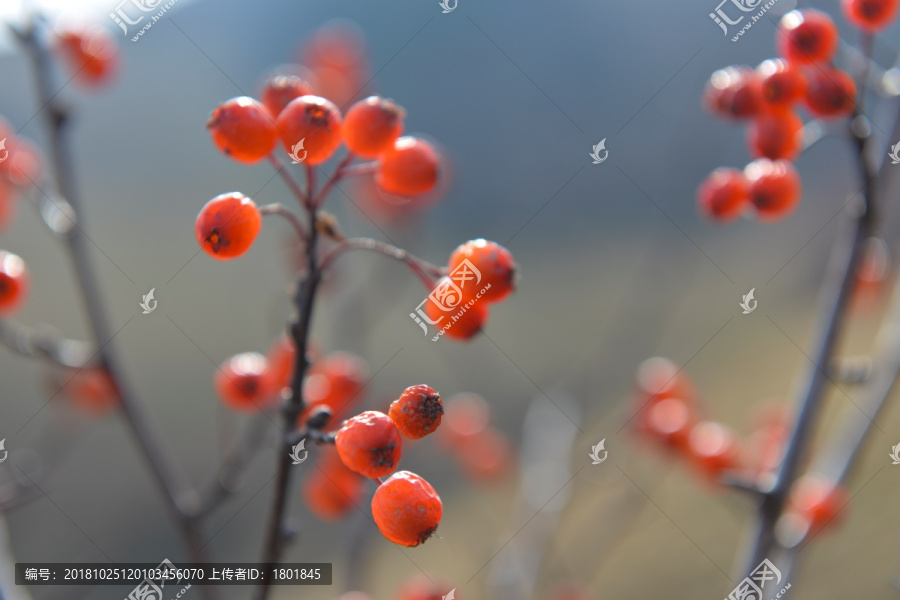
[2,0,900,598]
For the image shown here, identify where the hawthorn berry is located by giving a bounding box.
[3,138,43,187]
[424,293,489,340]
[396,575,457,600]
[745,159,802,222]
[260,75,314,118]
[787,474,847,531]
[686,421,739,478]
[748,110,803,161]
[342,96,406,158]
[639,396,694,451]
[335,411,402,478]
[448,239,517,303]
[757,59,806,109]
[371,470,442,546]
[301,351,369,424]
[56,24,118,87]
[276,95,343,165]
[702,67,763,120]
[843,0,899,31]
[804,69,857,118]
[0,251,29,315]
[375,136,440,196]
[265,333,296,395]
[207,97,278,163]
[696,168,750,222]
[195,192,262,260]
[389,385,443,439]
[300,22,370,107]
[302,448,365,521]
[60,368,119,415]
[777,10,839,65]
[635,357,696,405]
[214,352,271,412]
[456,427,513,481]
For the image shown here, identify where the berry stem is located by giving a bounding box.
[255,179,322,600]
[258,203,308,242]
[318,237,446,288]
[16,19,215,592]
[312,153,354,208]
[740,37,883,580]
[268,154,310,206]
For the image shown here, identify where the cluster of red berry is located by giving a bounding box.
[698,1,897,223]
[633,357,846,538]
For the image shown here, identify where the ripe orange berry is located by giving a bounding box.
[0,251,29,316]
[424,291,489,341]
[702,67,763,120]
[302,448,365,521]
[448,239,517,303]
[335,411,402,478]
[260,75,314,118]
[265,333,296,395]
[371,470,442,546]
[61,368,119,415]
[301,352,369,424]
[748,109,803,161]
[805,69,857,118]
[745,159,801,222]
[639,396,694,451]
[696,168,750,222]
[843,0,899,30]
[299,22,370,107]
[207,97,278,163]
[757,59,806,109]
[787,474,847,531]
[687,421,739,478]
[375,136,440,196]
[342,96,405,158]
[456,427,513,481]
[389,385,443,439]
[56,25,118,87]
[3,138,43,187]
[777,10,839,65]
[195,192,262,260]
[276,95,343,165]
[214,352,271,412]
[396,575,457,600]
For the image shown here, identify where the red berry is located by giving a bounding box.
[697,168,750,222]
[843,0,899,30]
[0,181,15,232]
[788,474,847,530]
[207,97,278,163]
[0,250,29,315]
[61,368,119,415]
[276,95,343,165]
[805,69,857,118]
[745,159,802,222]
[335,411,402,478]
[195,192,262,260]
[301,352,369,424]
[757,59,807,109]
[3,138,43,187]
[56,25,118,87]
[456,427,513,481]
[640,396,694,451]
[302,447,365,521]
[214,352,271,412]
[448,239,517,303]
[748,110,803,160]
[265,333,296,395]
[371,470,442,546]
[260,75,314,118]
[687,421,739,477]
[396,575,456,600]
[375,136,440,196]
[389,385,443,439]
[777,10,839,65]
[702,67,763,119]
[424,290,489,341]
[342,96,405,159]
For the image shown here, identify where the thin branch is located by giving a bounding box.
[0,320,93,368]
[259,203,308,243]
[319,237,446,288]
